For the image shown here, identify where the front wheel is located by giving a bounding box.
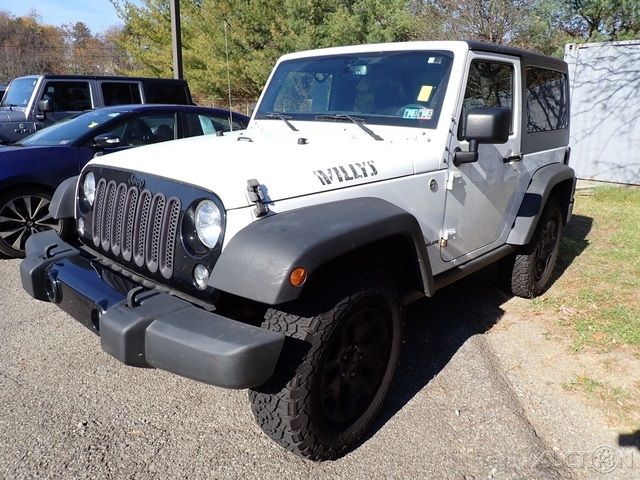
[248,278,403,460]
[509,200,563,298]
[0,188,68,258]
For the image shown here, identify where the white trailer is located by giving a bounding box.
[565,40,640,185]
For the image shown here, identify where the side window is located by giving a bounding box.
[101,82,142,106]
[459,60,513,139]
[103,113,176,146]
[463,61,513,109]
[41,81,91,111]
[526,67,568,132]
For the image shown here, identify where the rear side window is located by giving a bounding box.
[143,80,190,104]
[526,67,568,132]
[101,82,142,106]
[41,81,92,111]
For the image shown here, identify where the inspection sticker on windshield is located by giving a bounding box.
[417,85,433,102]
[88,121,99,128]
[402,108,433,120]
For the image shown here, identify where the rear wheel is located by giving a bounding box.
[509,200,563,298]
[248,276,403,460]
[0,188,67,258]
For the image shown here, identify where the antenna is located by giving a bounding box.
[224,20,234,131]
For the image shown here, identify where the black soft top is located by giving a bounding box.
[466,41,567,71]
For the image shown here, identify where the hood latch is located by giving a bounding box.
[247,179,269,217]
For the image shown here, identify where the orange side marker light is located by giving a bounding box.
[289,267,307,287]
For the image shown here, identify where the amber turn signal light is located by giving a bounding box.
[289,267,307,287]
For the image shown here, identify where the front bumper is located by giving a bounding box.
[20,230,285,389]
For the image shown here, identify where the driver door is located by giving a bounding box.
[441,53,524,262]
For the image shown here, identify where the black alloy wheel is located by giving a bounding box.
[508,200,563,298]
[249,276,403,460]
[534,217,559,282]
[316,301,392,432]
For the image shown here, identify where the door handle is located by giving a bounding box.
[503,153,523,163]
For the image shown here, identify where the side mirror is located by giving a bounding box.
[454,107,511,166]
[38,99,54,113]
[93,133,121,148]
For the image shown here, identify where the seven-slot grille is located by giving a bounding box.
[91,178,181,279]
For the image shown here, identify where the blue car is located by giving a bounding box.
[0,104,249,257]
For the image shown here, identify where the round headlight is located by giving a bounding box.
[195,199,221,249]
[83,172,96,206]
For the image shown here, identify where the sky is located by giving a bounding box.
[0,0,140,34]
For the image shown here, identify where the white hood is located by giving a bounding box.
[88,121,440,210]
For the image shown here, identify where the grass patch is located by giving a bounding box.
[535,186,640,353]
[562,375,637,425]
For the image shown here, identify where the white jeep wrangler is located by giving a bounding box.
[21,41,575,460]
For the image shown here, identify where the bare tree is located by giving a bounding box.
[0,11,66,81]
[422,0,537,44]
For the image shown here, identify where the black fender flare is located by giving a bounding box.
[209,197,434,305]
[507,163,575,245]
[49,176,78,220]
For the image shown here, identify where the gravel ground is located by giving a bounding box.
[0,257,636,479]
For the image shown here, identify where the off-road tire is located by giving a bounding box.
[0,187,70,258]
[248,276,403,460]
[509,200,563,298]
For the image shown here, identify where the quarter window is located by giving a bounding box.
[526,67,568,132]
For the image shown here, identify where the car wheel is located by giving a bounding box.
[0,188,67,258]
[509,200,563,298]
[248,275,403,460]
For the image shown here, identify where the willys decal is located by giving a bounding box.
[313,161,378,186]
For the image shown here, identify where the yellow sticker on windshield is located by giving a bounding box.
[88,121,99,128]
[417,85,433,102]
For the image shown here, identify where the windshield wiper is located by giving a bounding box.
[265,112,298,131]
[315,114,383,141]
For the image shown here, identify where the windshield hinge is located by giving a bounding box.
[446,171,462,191]
[246,179,269,217]
[440,229,456,248]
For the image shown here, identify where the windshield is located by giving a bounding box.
[0,77,38,108]
[256,50,454,129]
[20,109,128,146]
